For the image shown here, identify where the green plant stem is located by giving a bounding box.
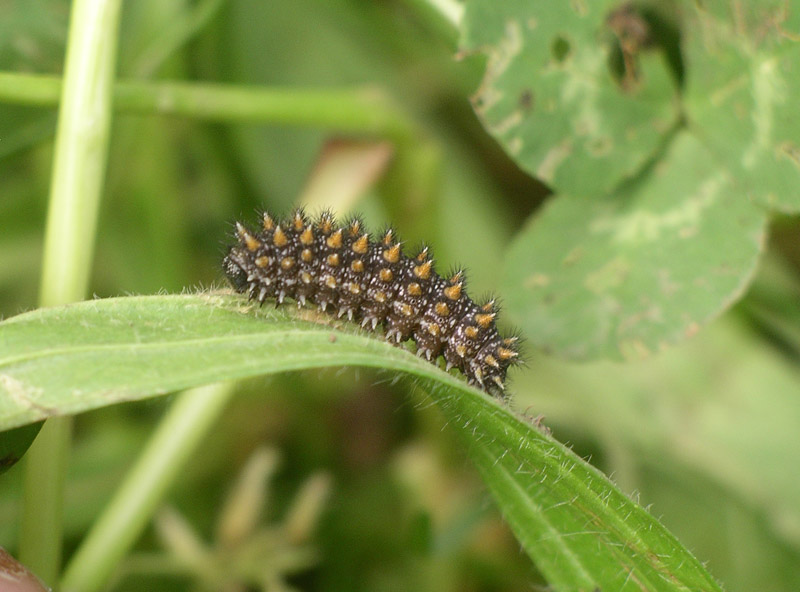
[0,72,418,144]
[60,383,236,592]
[19,0,123,585]
[0,71,436,224]
[36,9,123,308]
[18,419,71,582]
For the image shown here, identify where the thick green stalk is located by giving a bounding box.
[19,0,123,585]
[37,3,123,308]
[60,383,236,592]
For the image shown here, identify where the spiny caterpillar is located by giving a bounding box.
[223,210,520,396]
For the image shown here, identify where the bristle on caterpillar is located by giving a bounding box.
[223,209,520,396]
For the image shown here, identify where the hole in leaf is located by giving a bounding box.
[605,2,685,91]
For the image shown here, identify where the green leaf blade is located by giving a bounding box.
[0,293,722,591]
[436,385,723,592]
[0,293,459,429]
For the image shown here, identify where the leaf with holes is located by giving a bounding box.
[459,1,680,197]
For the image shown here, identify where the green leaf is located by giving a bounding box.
[461,2,800,360]
[436,387,722,592]
[459,1,679,197]
[684,1,800,213]
[502,132,767,360]
[0,293,453,430]
[0,293,722,590]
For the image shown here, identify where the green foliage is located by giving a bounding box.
[462,1,798,360]
[0,294,464,431]
[1,1,800,591]
[0,295,722,591]
[684,1,800,212]
[504,132,766,359]
[461,0,678,198]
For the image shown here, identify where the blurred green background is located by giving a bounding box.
[2,1,800,590]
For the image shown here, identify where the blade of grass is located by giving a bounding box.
[18,0,123,584]
[0,294,723,591]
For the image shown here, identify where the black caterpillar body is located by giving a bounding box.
[223,210,520,396]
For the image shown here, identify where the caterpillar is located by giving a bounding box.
[223,210,520,396]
